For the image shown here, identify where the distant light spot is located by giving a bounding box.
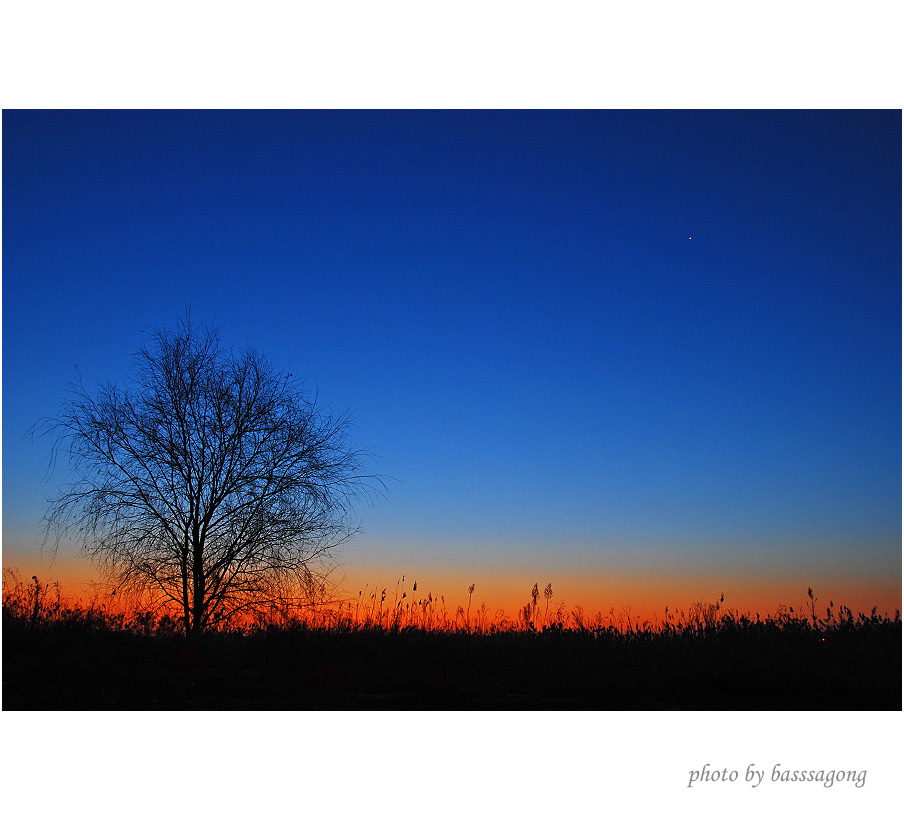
[688,236,693,240]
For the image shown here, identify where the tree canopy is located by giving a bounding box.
[38,318,376,632]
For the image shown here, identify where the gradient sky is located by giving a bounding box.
[2,109,901,619]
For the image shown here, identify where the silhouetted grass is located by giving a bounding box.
[3,572,900,710]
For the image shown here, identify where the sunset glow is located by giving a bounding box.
[5,548,899,630]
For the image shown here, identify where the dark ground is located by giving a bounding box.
[4,615,901,710]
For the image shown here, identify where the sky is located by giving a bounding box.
[2,109,901,620]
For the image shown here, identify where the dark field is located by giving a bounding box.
[4,593,900,710]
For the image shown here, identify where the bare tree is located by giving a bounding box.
[36,317,377,634]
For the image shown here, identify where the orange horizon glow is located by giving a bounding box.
[4,549,900,627]
[336,564,902,624]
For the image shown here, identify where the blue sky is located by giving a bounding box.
[2,110,900,610]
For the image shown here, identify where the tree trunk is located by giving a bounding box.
[181,551,191,635]
[191,533,205,636]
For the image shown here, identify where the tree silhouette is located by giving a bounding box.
[36,316,376,634]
